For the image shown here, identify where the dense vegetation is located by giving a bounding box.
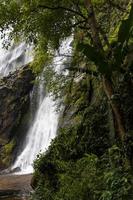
[32,73,133,200]
[0,0,133,199]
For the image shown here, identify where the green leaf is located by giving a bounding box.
[111,5,133,71]
[77,43,110,75]
[118,4,133,45]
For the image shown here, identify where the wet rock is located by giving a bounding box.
[0,167,21,175]
[0,189,21,198]
[0,65,35,169]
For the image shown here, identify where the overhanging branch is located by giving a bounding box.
[38,4,87,20]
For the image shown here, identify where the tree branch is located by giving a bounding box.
[38,4,87,20]
[71,20,87,28]
[84,0,103,49]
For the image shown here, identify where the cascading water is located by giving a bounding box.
[12,38,72,174]
[12,81,59,174]
[0,42,33,77]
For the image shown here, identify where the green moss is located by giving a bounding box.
[4,140,15,155]
[0,139,16,167]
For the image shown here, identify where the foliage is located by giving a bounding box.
[0,0,133,199]
[32,71,133,199]
[0,0,132,74]
[33,146,133,200]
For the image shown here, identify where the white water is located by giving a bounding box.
[0,42,33,77]
[11,38,72,174]
[13,89,59,174]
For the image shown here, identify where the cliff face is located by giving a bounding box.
[0,66,34,169]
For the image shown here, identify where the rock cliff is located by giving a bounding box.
[0,66,34,169]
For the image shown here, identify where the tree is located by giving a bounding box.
[0,0,132,141]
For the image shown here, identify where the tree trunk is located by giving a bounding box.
[84,0,103,49]
[102,76,125,141]
[84,0,125,141]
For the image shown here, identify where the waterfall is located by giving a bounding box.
[11,38,72,174]
[0,37,72,174]
[0,42,33,77]
[12,83,59,174]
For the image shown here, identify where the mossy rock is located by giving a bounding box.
[0,139,16,167]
